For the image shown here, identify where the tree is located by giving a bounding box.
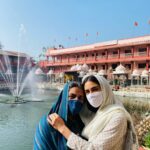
[0,42,2,49]
[42,47,47,52]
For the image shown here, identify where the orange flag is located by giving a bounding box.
[96,32,99,36]
[134,21,138,26]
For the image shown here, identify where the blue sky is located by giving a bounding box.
[0,0,150,59]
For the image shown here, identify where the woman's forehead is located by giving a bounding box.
[84,81,100,90]
[69,87,84,95]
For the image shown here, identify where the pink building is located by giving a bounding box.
[39,35,150,80]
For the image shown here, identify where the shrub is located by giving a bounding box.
[144,132,150,148]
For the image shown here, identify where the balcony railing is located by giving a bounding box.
[120,53,133,58]
[40,52,150,67]
[137,52,147,56]
[108,54,118,58]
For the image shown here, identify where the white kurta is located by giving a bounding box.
[67,112,127,150]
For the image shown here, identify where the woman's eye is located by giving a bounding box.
[69,96,74,99]
[92,88,98,92]
[85,90,89,94]
[69,94,76,99]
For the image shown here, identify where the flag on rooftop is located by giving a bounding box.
[85,33,88,37]
[96,32,99,36]
[134,21,138,26]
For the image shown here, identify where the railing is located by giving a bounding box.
[61,59,68,63]
[124,53,133,57]
[120,53,133,58]
[108,54,118,58]
[137,52,147,56]
[96,55,107,59]
[39,53,150,67]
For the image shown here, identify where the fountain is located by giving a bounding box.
[0,51,41,103]
[0,24,50,104]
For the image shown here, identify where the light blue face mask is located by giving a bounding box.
[68,100,83,115]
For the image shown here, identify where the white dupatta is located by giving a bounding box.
[80,75,138,150]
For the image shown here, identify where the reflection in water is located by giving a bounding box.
[0,90,58,150]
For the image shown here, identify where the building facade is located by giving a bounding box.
[39,35,150,80]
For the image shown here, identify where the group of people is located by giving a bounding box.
[33,75,139,150]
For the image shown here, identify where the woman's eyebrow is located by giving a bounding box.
[69,93,76,96]
[91,86,99,90]
[84,89,89,92]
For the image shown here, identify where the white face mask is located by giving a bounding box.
[86,91,103,108]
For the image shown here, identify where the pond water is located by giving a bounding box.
[0,89,149,150]
[0,90,59,150]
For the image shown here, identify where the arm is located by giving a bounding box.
[67,112,127,150]
[48,113,127,150]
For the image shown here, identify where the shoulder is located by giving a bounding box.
[104,111,127,132]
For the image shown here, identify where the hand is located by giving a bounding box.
[47,113,65,132]
[47,113,72,139]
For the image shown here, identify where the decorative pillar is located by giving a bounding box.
[105,50,108,59]
[118,48,120,59]
[131,47,134,58]
[94,53,96,61]
[68,55,70,63]
[131,76,133,86]
[53,57,55,63]
[133,62,137,70]
[146,61,149,70]
[131,62,134,72]
[60,55,62,63]
[147,45,149,57]
[76,55,78,62]
[105,64,107,70]
[84,54,86,63]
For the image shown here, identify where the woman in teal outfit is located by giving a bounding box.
[33,82,85,150]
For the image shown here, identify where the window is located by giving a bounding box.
[138,63,146,69]
[125,64,131,69]
[125,49,131,53]
[138,48,146,52]
[113,51,118,55]
[77,55,80,59]
[91,65,95,70]
[102,65,105,69]
[112,64,118,70]
[86,54,88,57]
